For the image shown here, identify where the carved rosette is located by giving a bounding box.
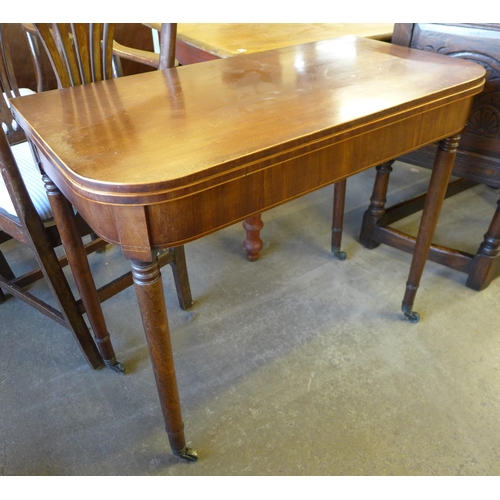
[450,52,500,139]
[466,105,499,137]
[421,42,500,140]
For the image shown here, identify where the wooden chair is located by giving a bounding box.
[0,23,191,371]
[357,23,500,294]
[0,23,106,369]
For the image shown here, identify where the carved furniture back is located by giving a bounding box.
[395,23,500,186]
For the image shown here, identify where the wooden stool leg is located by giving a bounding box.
[401,135,460,322]
[242,215,264,261]
[359,160,395,249]
[43,175,124,373]
[169,246,193,310]
[466,198,500,290]
[331,179,347,260]
[131,258,198,462]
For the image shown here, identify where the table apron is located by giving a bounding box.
[38,96,474,261]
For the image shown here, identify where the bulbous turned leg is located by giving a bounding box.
[331,179,347,260]
[43,175,124,373]
[401,135,460,322]
[132,259,198,462]
[243,215,264,261]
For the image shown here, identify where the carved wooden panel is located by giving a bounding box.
[408,23,500,159]
[393,23,500,185]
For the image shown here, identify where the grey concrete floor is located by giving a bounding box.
[1,162,500,476]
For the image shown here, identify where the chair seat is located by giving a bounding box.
[1,87,52,221]
[0,140,53,221]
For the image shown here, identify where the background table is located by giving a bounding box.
[168,23,394,64]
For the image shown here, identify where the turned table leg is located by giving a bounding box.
[131,258,198,462]
[44,175,124,373]
[242,214,264,261]
[401,135,460,322]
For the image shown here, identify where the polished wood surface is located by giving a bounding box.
[157,23,394,260]
[148,23,394,64]
[13,38,483,249]
[11,36,485,460]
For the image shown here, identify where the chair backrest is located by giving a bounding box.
[33,23,115,88]
[0,22,54,226]
[158,23,177,70]
[0,24,27,145]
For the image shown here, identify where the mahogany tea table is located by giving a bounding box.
[11,36,485,461]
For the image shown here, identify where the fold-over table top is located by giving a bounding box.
[12,36,485,203]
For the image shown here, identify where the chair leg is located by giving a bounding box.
[331,179,347,260]
[466,198,500,290]
[0,217,103,368]
[31,244,105,369]
[8,208,104,368]
[43,175,124,373]
[169,246,193,310]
